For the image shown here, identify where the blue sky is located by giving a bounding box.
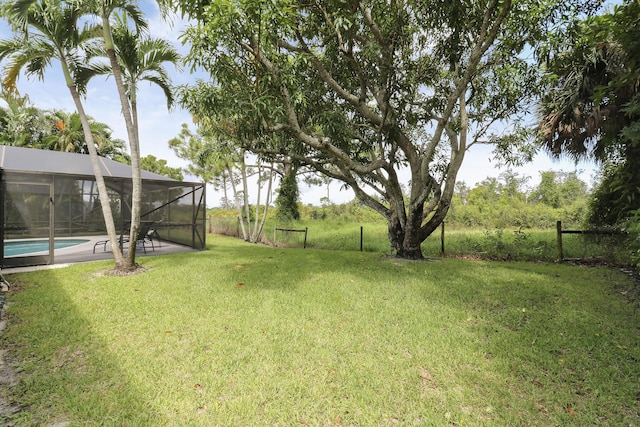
[0,1,598,206]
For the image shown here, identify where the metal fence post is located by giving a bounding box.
[556,220,563,262]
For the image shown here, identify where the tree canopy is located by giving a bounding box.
[178,0,600,259]
[140,154,183,180]
[1,82,128,162]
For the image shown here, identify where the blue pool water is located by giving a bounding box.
[4,239,89,257]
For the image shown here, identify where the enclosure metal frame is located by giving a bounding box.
[0,148,205,268]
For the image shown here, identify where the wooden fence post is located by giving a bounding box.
[303,227,308,249]
[360,226,363,252]
[556,220,563,262]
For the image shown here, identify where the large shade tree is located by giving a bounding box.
[178,0,599,259]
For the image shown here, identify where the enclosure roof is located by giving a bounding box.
[0,145,177,182]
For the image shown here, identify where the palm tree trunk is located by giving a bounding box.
[100,9,141,270]
[63,69,126,267]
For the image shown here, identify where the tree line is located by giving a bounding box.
[448,170,589,229]
[208,168,590,232]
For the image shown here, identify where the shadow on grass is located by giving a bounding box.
[441,262,640,425]
[0,266,169,425]
[3,239,638,425]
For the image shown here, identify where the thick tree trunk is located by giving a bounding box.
[403,205,426,260]
[387,207,425,260]
[397,245,425,260]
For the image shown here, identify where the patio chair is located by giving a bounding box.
[92,220,157,254]
[119,220,157,254]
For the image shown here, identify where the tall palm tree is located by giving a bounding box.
[83,0,178,267]
[90,0,145,267]
[0,0,130,269]
[109,13,179,147]
[85,11,180,162]
[538,40,632,161]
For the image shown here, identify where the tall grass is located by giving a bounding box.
[260,218,632,264]
[1,235,638,426]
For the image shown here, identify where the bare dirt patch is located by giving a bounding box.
[94,264,150,278]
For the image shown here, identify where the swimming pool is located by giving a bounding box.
[4,239,90,257]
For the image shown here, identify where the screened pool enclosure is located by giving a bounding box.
[0,146,206,268]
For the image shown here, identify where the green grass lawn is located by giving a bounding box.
[1,235,639,426]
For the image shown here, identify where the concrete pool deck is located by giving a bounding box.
[2,235,198,274]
